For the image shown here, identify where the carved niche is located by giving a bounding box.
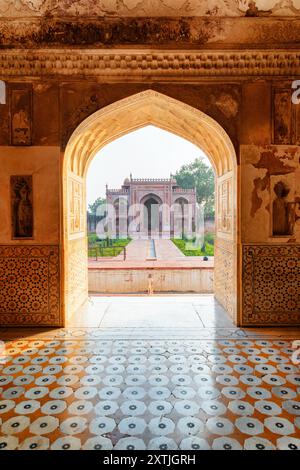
[273,89,292,145]
[11,175,33,239]
[10,85,32,146]
[272,180,300,237]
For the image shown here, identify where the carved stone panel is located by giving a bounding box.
[10,86,32,146]
[69,177,84,234]
[217,176,233,234]
[10,175,33,239]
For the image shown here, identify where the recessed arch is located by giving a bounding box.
[62,90,238,326]
[140,193,163,206]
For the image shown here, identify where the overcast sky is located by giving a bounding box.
[86,125,210,205]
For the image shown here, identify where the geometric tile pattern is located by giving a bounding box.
[1,337,300,450]
[0,245,60,326]
[243,245,300,326]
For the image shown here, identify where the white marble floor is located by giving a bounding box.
[68,295,235,329]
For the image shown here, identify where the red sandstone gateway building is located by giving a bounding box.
[106,176,197,239]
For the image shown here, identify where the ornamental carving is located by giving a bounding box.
[1,50,299,80]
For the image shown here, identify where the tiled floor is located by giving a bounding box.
[0,295,300,451]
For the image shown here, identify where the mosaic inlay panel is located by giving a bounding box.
[0,246,61,326]
[0,336,299,451]
[242,245,300,326]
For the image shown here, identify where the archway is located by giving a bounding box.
[140,193,163,238]
[63,90,238,325]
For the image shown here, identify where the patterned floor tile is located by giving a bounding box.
[0,333,299,450]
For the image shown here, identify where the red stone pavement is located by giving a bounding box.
[89,239,214,270]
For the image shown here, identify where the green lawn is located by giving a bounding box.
[88,235,131,257]
[171,233,215,257]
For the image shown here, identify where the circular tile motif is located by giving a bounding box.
[68,400,94,416]
[148,417,175,436]
[0,436,19,450]
[172,387,196,400]
[2,386,25,399]
[60,416,87,435]
[244,437,275,450]
[148,437,178,450]
[120,400,146,417]
[228,401,254,416]
[74,386,98,400]
[276,437,300,450]
[30,416,59,435]
[247,387,272,400]
[148,400,173,416]
[282,400,300,415]
[180,437,210,450]
[174,400,199,416]
[201,400,227,416]
[118,417,147,436]
[51,436,81,450]
[222,387,246,400]
[95,400,119,416]
[0,399,15,414]
[148,387,170,400]
[125,375,146,386]
[198,386,220,400]
[15,400,40,415]
[177,416,204,435]
[114,437,146,450]
[2,416,30,435]
[271,387,297,400]
[148,375,169,386]
[264,417,295,435]
[235,417,264,436]
[254,400,282,416]
[206,417,234,436]
[49,386,73,399]
[41,400,67,415]
[212,437,242,450]
[19,436,50,450]
[103,375,124,386]
[99,387,121,400]
[83,437,113,450]
[89,417,116,435]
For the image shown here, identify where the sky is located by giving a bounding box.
[86,125,210,205]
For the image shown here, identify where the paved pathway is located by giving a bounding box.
[89,239,211,269]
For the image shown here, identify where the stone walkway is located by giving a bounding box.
[89,239,212,269]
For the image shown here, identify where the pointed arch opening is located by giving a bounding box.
[62,90,238,325]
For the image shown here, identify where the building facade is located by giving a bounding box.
[106,177,197,239]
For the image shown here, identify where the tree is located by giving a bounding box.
[173,157,215,218]
[88,197,106,215]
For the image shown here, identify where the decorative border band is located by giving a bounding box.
[0,50,300,80]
